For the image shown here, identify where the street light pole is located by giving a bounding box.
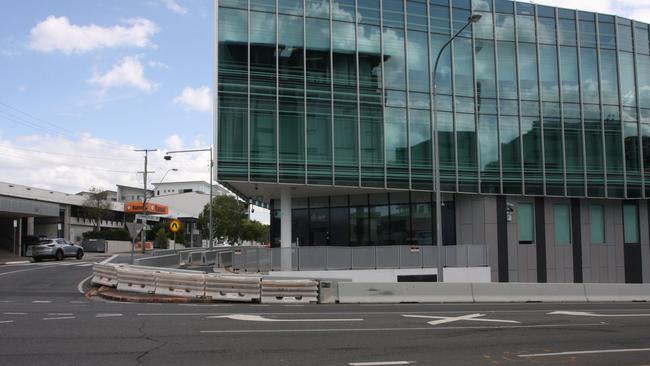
[164,147,214,249]
[432,14,482,283]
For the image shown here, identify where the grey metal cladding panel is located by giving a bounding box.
[0,196,59,217]
[641,202,650,282]
[484,197,497,225]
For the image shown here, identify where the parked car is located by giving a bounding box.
[31,238,84,262]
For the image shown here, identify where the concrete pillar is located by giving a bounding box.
[280,188,292,271]
[27,217,34,236]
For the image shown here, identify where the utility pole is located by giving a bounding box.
[135,148,157,254]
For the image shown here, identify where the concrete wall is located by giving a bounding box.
[544,198,574,283]
[581,200,625,283]
[455,194,498,281]
[506,196,537,282]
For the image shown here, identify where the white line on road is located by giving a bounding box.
[3,312,26,315]
[96,313,123,318]
[43,316,76,321]
[0,301,12,303]
[4,261,30,265]
[77,263,94,267]
[349,362,415,365]
[77,274,94,294]
[549,310,650,317]
[200,322,606,334]
[518,348,650,358]
[32,300,51,303]
[208,314,364,322]
[0,266,52,277]
[99,254,119,264]
[0,320,14,324]
[402,313,520,326]
[47,313,73,316]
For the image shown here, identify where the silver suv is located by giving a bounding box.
[31,238,84,262]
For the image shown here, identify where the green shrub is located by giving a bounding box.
[82,228,131,241]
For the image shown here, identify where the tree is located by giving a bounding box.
[240,220,270,243]
[197,195,247,242]
[81,187,113,232]
[155,228,169,248]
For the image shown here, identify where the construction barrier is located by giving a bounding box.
[584,283,650,302]
[154,271,206,298]
[205,274,261,302]
[337,282,474,304]
[116,267,157,294]
[471,283,588,303]
[135,253,181,268]
[91,263,119,288]
[260,279,319,304]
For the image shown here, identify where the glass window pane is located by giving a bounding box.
[580,47,600,104]
[410,109,432,190]
[497,41,517,99]
[279,0,303,15]
[407,30,429,93]
[518,202,534,243]
[600,49,619,105]
[620,52,637,107]
[386,107,408,188]
[637,55,650,109]
[540,45,559,102]
[518,43,538,100]
[516,15,536,43]
[430,4,450,35]
[384,28,406,90]
[475,40,496,99]
[383,0,405,28]
[495,14,514,41]
[306,0,329,18]
[406,0,427,31]
[578,20,597,48]
[554,204,571,245]
[538,17,556,44]
[453,37,474,97]
[589,205,605,244]
[623,203,639,244]
[560,46,580,103]
[474,11,494,40]
[438,111,456,191]
[332,0,356,21]
[501,115,521,194]
[559,18,577,46]
[635,25,650,54]
[598,21,616,49]
[431,34,453,95]
[358,0,380,25]
[456,113,478,192]
[479,114,499,193]
[618,24,633,52]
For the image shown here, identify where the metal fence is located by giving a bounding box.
[224,245,488,273]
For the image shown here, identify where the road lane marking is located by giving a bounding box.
[4,261,30,265]
[549,310,650,317]
[47,313,73,316]
[32,300,51,303]
[208,314,364,322]
[200,322,606,334]
[96,313,123,318]
[99,254,119,264]
[349,362,414,365]
[0,266,53,277]
[4,312,26,315]
[43,316,76,321]
[0,320,14,324]
[77,274,94,294]
[77,263,94,267]
[402,313,520,326]
[0,301,12,303]
[518,348,650,358]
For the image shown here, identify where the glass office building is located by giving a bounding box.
[216,0,650,282]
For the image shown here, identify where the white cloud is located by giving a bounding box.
[165,134,184,151]
[0,133,213,196]
[173,86,212,112]
[28,16,159,54]
[161,0,189,15]
[147,60,169,69]
[88,56,158,91]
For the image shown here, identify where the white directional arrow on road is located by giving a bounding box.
[208,314,364,322]
[549,310,650,317]
[402,313,520,326]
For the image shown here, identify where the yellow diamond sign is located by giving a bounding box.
[168,219,181,233]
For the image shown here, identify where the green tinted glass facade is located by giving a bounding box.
[216,0,650,199]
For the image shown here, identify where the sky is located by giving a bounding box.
[0,0,649,223]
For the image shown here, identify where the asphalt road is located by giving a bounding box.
[1,255,650,366]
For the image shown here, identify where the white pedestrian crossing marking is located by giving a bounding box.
[402,313,520,326]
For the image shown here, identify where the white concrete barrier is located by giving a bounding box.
[261,279,318,304]
[337,283,474,304]
[471,283,588,302]
[116,267,157,294]
[205,274,261,302]
[154,271,205,298]
[584,283,650,302]
[92,263,119,288]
